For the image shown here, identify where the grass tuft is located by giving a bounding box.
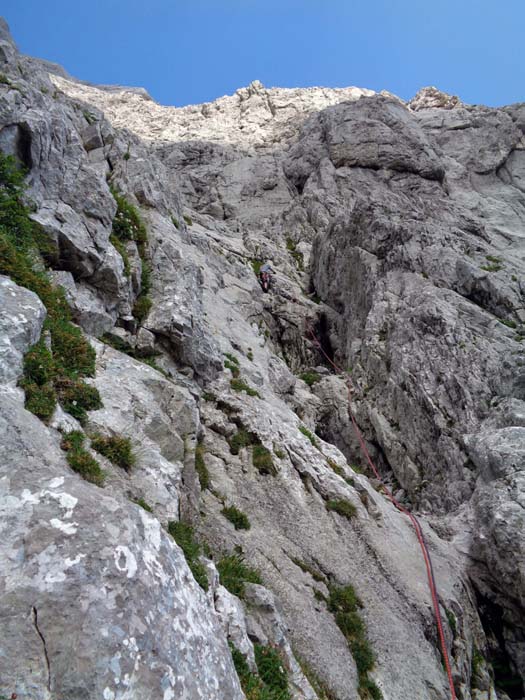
[227,428,277,476]
[291,557,326,583]
[61,430,104,486]
[500,318,517,329]
[252,444,277,475]
[299,424,318,447]
[228,428,256,455]
[23,381,57,421]
[195,441,210,490]
[90,434,135,471]
[254,644,290,699]
[300,371,321,386]
[134,497,153,513]
[326,458,345,477]
[217,553,261,598]
[224,353,241,378]
[222,505,251,530]
[109,187,151,325]
[326,499,357,519]
[230,378,260,397]
[286,237,304,272]
[250,258,263,276]
[110,233,130,276]
[231,643,291,700]
[167,521,209,590]
[328,584,381,698]
[55,378,102,422]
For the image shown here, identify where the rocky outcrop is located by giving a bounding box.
[0,275,46,383]
[1,15,524,700]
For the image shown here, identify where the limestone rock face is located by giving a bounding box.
[0,390,244,700]
[0,14,524,700]
[50,74,375,150]
[0,275,46,384]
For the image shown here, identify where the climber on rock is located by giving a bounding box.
[259,260,274,293]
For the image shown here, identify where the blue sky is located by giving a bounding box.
[2,0,523,108]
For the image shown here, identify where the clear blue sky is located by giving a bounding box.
[2,0,523,108]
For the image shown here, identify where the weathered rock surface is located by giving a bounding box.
[0,391,244,700]
[0,275,46,384]
[0,15,524,700]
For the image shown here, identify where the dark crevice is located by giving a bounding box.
[312,313,335,366]
[474,589,524,699]
[32,606,51,692]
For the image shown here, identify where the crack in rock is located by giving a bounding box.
[32,606,51,692]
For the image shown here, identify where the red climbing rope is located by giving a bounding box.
[306,323,457,700]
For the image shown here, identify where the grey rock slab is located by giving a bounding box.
[0,275,46,385]
[88,342,199,461]
[0,389,244,700]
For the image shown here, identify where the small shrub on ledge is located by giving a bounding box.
[326,499,357,519]
[222,504,251,530]
[216,553,261,598]
[91,434,135,472]
[61,431,104,486]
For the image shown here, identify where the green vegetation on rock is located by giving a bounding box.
[300,371,321,386]
[291,557,326,583]
[230,643,290,700]
[61,431,104,486]
[328,584,382,699]
[228,427,278,476]
[0,152,102,423]
[167,521,209,591]
[216,553,261,598]
[91,434,135,471]
[224,353,241,377]
[195,441,210,490]
[231,377,260,397]
[250,258,263,276]
[133,497,153,513]
[222,504,251,530]
[299,424,318,447]
[252,444,277,475]
[286,237,304,272]
[326,499,357,519]
[109,187,151,325]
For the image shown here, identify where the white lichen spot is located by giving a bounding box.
[142,550,168,585]
[21,489,40,505]
[64,553,85,568]
[103,688,115,700]
[114,547,138,578]
[48,477,65,489]
[41,490,78,518]
[140,509,161,550]
[44,570,66,584]
[50,518,78,535]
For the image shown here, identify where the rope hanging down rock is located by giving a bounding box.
[305,323,457,700]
